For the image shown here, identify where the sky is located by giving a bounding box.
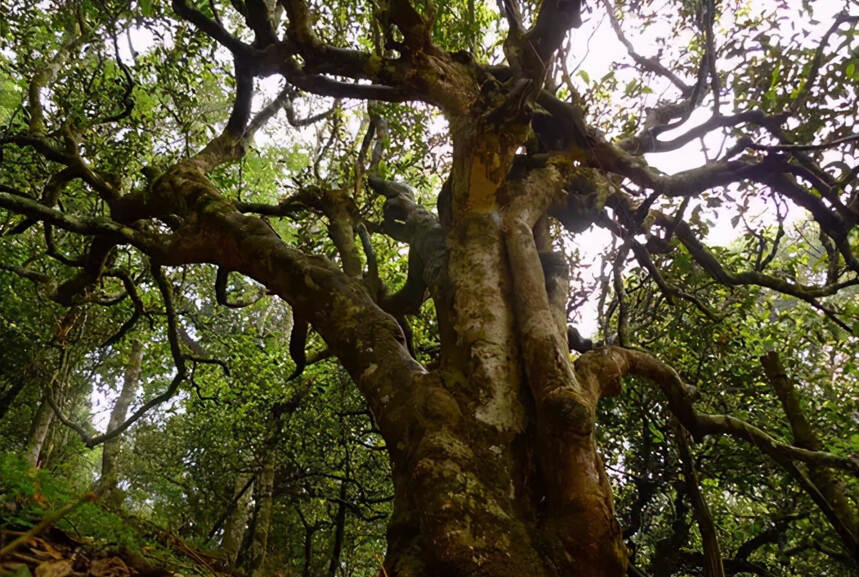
[558,0,847,335]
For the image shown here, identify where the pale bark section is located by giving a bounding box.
[446,132,526,434]
[100,339,144,496]
[221,474,253,566]
[24,396,55,468]
[246,454,275,577]
[447,218,525,433]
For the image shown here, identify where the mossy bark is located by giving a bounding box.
[379,127,627,577]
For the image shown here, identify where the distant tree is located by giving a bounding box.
[1,1,857,576]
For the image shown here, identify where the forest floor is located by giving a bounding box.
[0,525,233,577]
[1,454,239,577]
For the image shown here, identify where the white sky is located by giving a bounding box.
[562,0,847,335]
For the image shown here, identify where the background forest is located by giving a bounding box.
[1,1,858,577]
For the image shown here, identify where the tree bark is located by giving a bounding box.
[220,474,254,566]
[100,339,143,500]
[243,453,274,577]
[760,351,859,558]
[24,395,55,468]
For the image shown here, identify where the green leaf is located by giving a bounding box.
[648,421,664,443]
[140,0,154,17]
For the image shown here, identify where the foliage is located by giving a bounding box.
[0,453,145,553]
[1,0,858,576]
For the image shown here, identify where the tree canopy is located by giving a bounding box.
[0,1,857,577]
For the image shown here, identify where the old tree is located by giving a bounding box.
[1,0,858,576]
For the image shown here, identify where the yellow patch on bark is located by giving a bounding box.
[467,153,500,213]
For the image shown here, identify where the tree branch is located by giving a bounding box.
[760,351,859,556]
[598,0,690,95]
[172,0,253,56]
[577,346,859,476]
[674,423,726,577]
[216,266,267,309]
[0,191,164,254]
[48,266,189,448]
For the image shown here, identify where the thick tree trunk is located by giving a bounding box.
[133,126,630,577]
[382,366,626,577]
[380,126,628,577]
[100,339,143,500]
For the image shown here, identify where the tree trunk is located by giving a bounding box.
[326,480,348,577]
[381,361,627,577]
[220,474,253,566]
[100,339,143,501]
[24,395,55,468]
[243,453,274,577]
[301,525,314,577]
[25,310,80,468]
[378,126,628,577]
[134,122,631,577]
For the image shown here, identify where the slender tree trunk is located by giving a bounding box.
[100,339,143,500]
[244,453,275,577]
[301,524,314,577]
[675,424,725,577]
[25,310,81,468]
[24,395,55,468]
[220,474,253,566]
[326,480,348,577]
[24,357,68,468]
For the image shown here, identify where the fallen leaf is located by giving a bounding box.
[88,558,130,577]
[36,539,64,560]
[34,559,72,577]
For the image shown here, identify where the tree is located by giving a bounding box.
[0,1,857,576]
